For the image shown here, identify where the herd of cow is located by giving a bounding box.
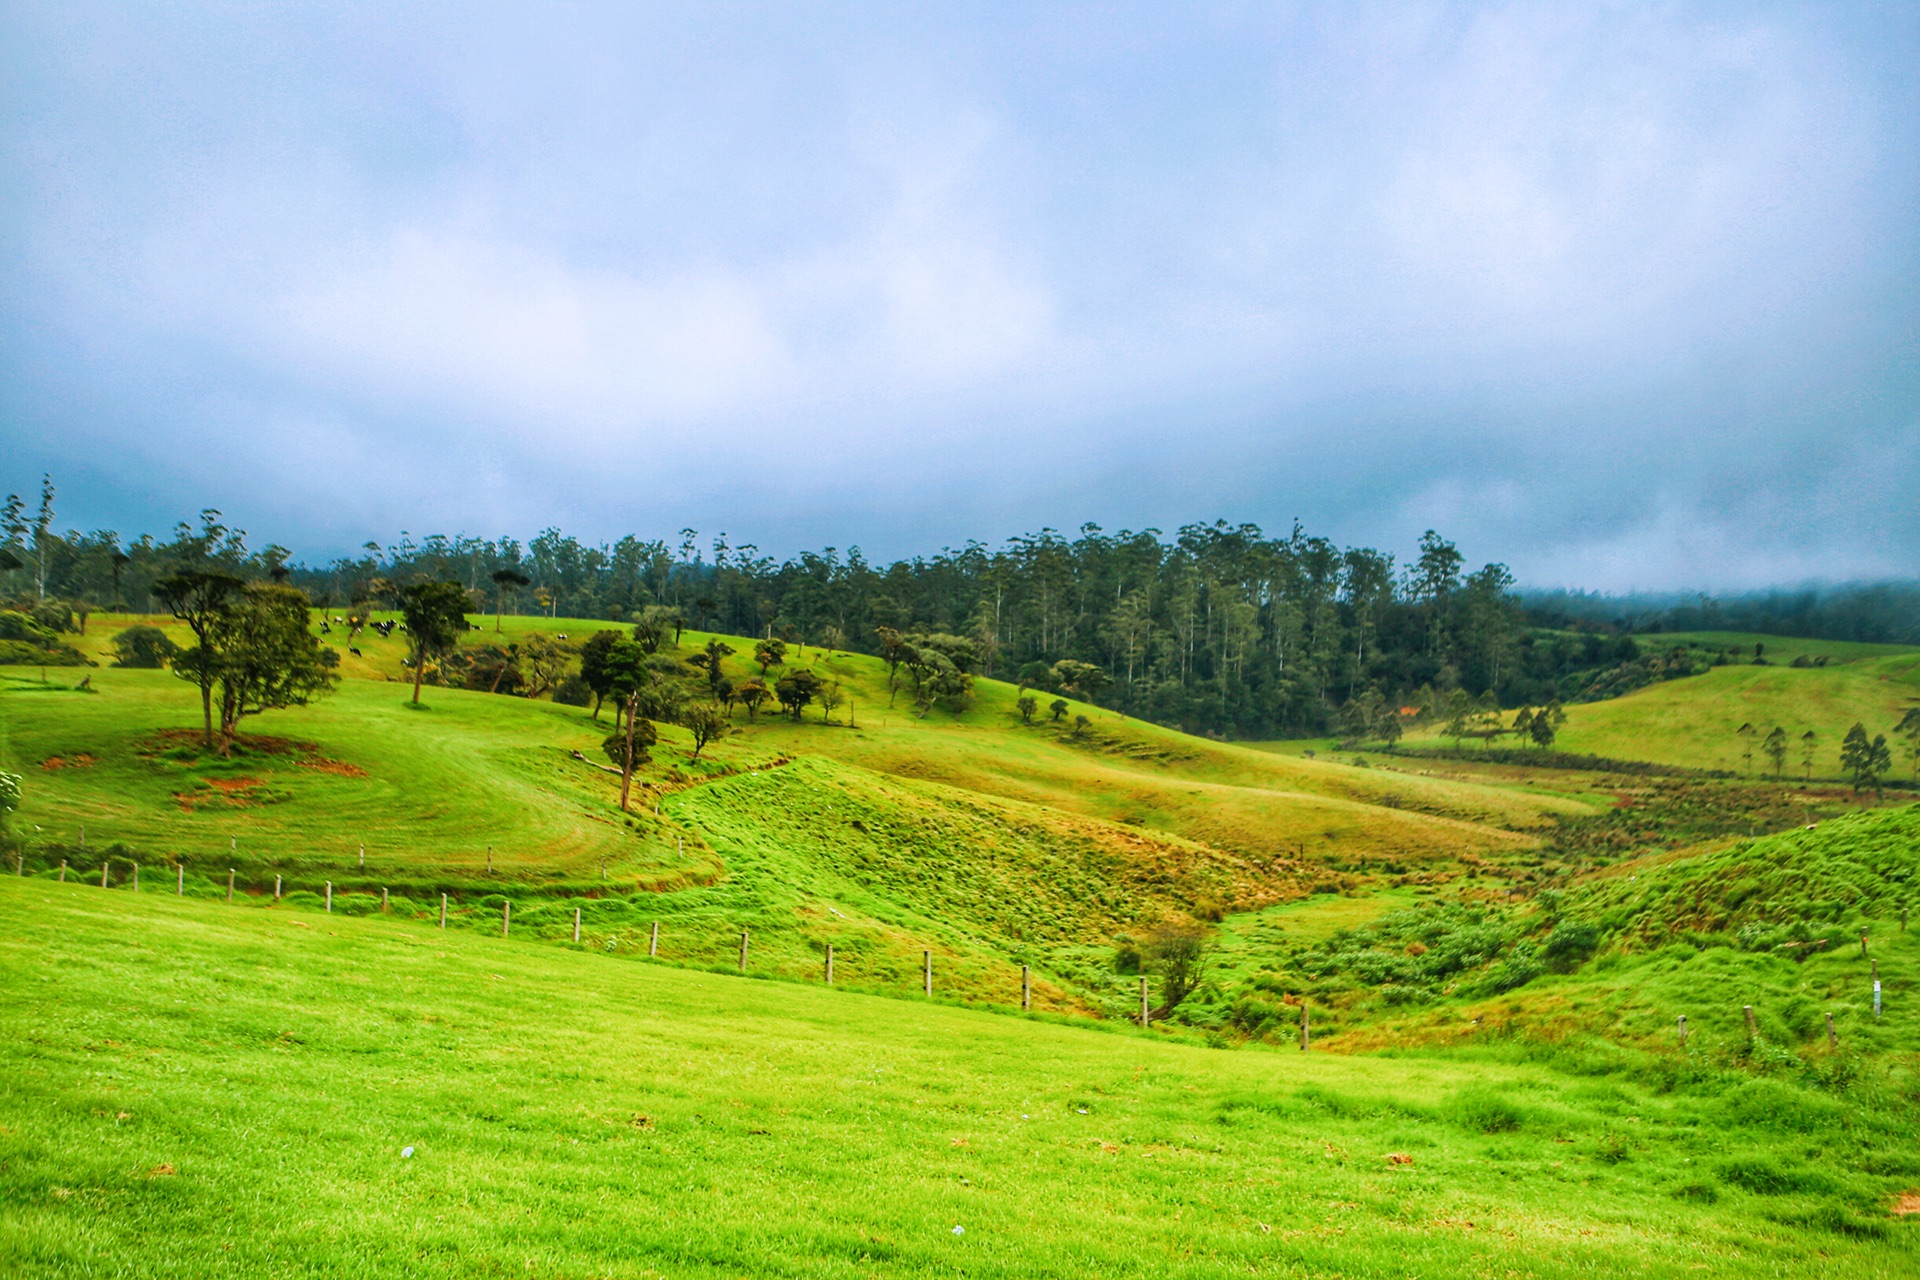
[315,612,489,659]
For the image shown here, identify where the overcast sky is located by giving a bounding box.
[3,2,1915,589]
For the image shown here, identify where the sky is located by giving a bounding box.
[3,2,1916,590]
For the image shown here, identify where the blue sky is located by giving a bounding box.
[3,2,1916,588]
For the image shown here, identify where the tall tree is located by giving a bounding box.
[206,584,338,754]
[490,568,530,632]
[154,570,244,748]
[1762,725,1788,779]
[396,581,471,705]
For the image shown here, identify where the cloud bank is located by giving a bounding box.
[3,2,1915,589]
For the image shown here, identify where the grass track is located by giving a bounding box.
[2,877,1916,1278]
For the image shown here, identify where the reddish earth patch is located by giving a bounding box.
[40,754,97,769]
[300,757,369,778]
[175,776,268,811]
[1894,1191,1920,1216]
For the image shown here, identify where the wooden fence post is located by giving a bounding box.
[58,860,66,882]
[650,920,659,957]
[1677,1014,1688,1046]
[924,950,932,997]
[573,907,580,943]
[325,881,332,912]
[1140,976,1149,1028]
[826,944,834,986]
[739,929,749,972]
[600,857,606,881]
[440,893,447,929]
[381,887,389,913]
[102,861,110,888]
[1743,1004,1757,1041]
[1300,1002,1311,1052]
[1826,1012,1837,1047]
[1861,929,1870,958]
[1872,961,1882,1019]
[502,900,511,937]
[1022,965,1031,1011]
[358,842,365,869]
[486,846,493,875]
[274,874,281,899]
[227,869,235,901]
[132,863,138,893]
[177,864,184,896]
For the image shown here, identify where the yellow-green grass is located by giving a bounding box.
[47,613,1592,869]
[1548,656,1920,778]
[1645,631,1920,666]
[3,876,1915,1278]
[0,669,743,888]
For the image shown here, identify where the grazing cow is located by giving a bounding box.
[557,633,569,640]
[349,646,362,657]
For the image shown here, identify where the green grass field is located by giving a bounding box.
[3,876,1916,1278]
[7,613,1920,1272]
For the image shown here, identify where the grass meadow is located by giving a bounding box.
[3,877,1916,1279]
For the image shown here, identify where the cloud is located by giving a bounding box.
[1,2,1914,583]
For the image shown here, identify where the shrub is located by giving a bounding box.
[111,625,179,668]
[553,675,592,706]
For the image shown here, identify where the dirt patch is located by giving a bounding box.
[40,754,97,769]
[1894,1191,1920,1216]
[175,776,286,811]
[300,757,369,778]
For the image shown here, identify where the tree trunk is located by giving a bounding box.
[618,693,638,810]
[412,651,425,704]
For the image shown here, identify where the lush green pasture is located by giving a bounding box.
[1645,632,1920,667]
[3,877,1917,1279]
[1552,656,1920,778]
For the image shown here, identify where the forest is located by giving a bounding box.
[0,477,1893,738]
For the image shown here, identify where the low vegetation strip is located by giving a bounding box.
[2,878,1916,1278]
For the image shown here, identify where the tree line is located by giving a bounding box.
[0,475,1760,737]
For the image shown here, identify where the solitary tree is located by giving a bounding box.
[1840,722,1892,794]
[154,569,244,748]
[1763,725,1788,779]
[1897,707,1920,780]
[736,677,771,719]
[578,630,620,719]
[1049,697,1069,722]
[602,714,657,812]
[396,580,471,705]
[1143,923,1213,1015]
[753,637,787,675]
[687,638,735,695]
[490,569,530,632]
[205,583,338,754]
[1016,693,1037,724]
[680,702,731,761]
[775,668,824,720]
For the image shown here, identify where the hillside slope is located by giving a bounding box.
[3,877,1915,1278]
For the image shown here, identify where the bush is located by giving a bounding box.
[111,625,178,668]
[553,675,592,707]
[1542,920,1600,972]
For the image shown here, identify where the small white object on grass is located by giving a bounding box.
[951,1225,964,1236]
[401,1146,414,1159]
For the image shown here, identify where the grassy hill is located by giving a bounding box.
[3,876,1916,1278]
[5,615,1913,1025]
